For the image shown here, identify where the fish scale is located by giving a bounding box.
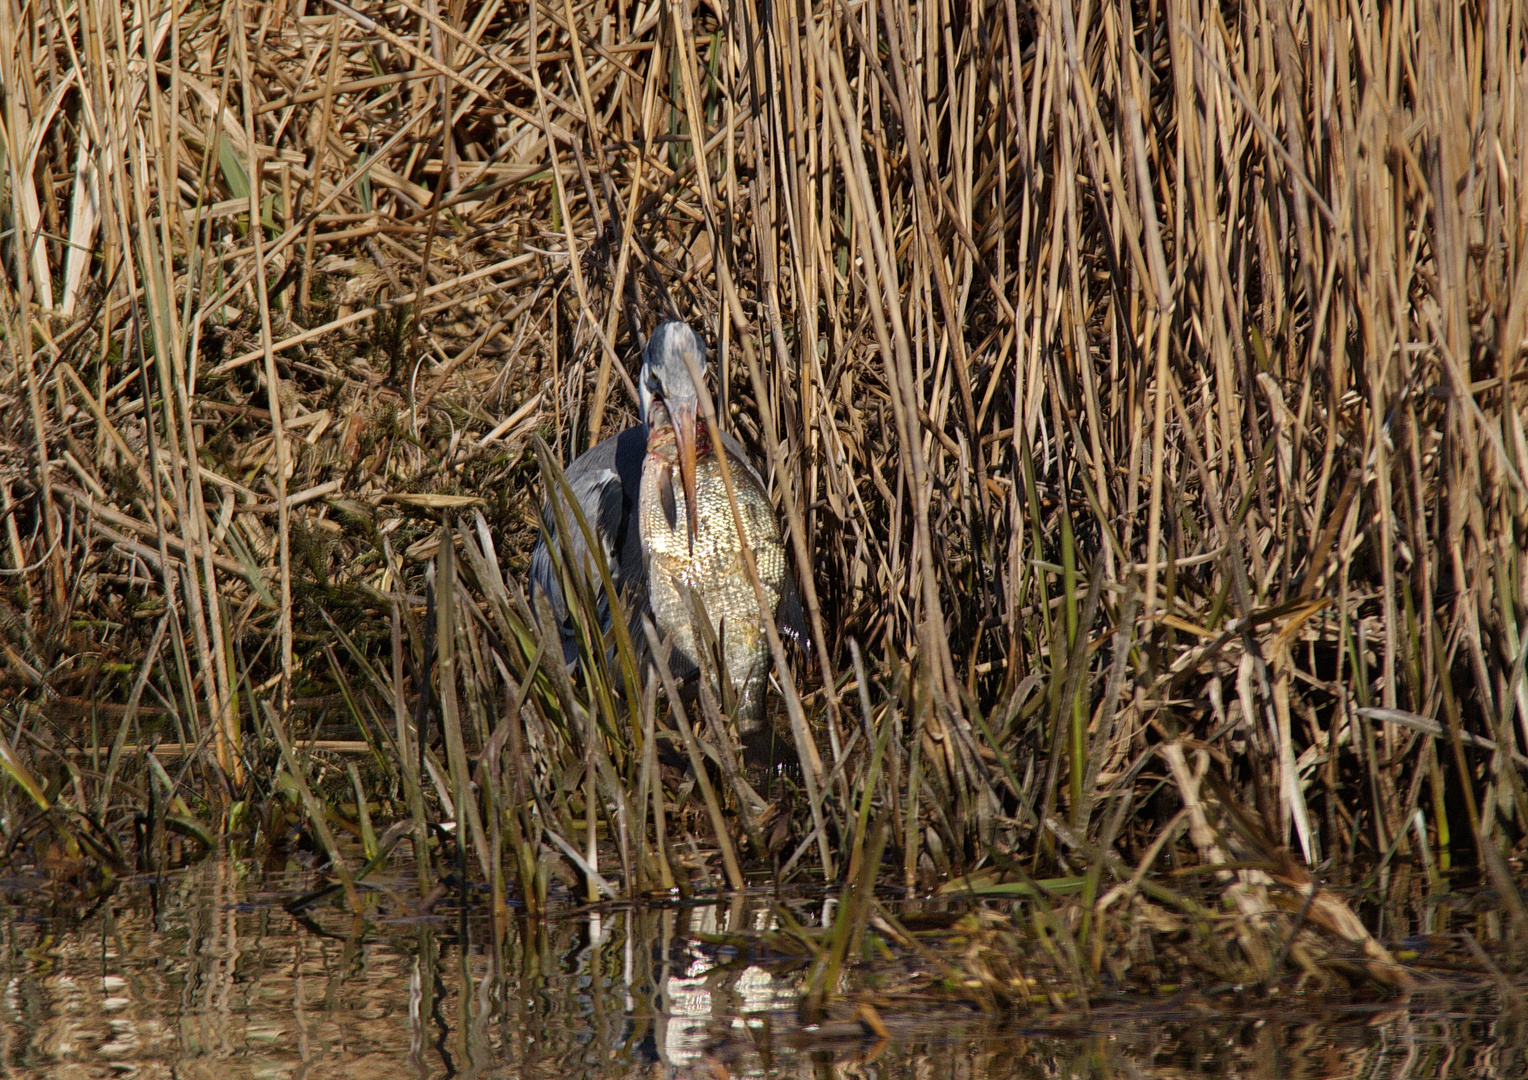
[640,435,785,733]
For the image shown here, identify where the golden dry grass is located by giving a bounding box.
[1,0,1526,991]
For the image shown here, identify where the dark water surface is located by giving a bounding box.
[0,858,1522,1078]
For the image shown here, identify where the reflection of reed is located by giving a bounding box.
[5,872,1507,1078]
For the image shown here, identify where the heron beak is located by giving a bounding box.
[671,399,700,554]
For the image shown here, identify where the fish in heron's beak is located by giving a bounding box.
[670,399,700,554]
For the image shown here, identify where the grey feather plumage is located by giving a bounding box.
[527,423,648,668]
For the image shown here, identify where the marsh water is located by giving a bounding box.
[0,857,1522,1079]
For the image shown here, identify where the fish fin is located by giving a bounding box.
[658,466,678,531]
[777,570,811,656]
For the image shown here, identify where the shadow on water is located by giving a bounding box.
[0,857,1525,1079]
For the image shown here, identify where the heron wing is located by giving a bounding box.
[529,425,647,667]
[717,429,769,490]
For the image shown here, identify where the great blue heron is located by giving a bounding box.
[528,321,797,735]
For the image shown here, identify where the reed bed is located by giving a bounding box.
[1,0,1525,1005]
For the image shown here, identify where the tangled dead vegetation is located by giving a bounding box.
[1,0,1525,1002]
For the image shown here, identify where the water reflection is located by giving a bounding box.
[0,857,1523,1078]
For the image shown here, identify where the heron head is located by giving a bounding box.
[639,321,707,549]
